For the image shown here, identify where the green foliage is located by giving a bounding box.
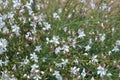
[0,0,120,80]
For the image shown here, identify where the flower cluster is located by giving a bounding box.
[0,39,8,54]
[0,0,120,80]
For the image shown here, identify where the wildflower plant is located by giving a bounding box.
[0,0,120,80]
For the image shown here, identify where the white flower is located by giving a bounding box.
[91,77,95,80]
[0,39,8,49]
[25,2,32,10]
[108,6,111,12]
[3,0,9,8]
[67,37,72,42]
[24,74,30,79]
[3,59,9,66]
[34,45,42,52]
[30,53,38,62]
[85,45,91,51]
[58,8,62,14]
[0,59,3,66]
[90,0,95,9]
[101,23,104,29]
[100,3,108,11]
[71,39,77,48]
[33,75,42,80]
[2,27,9,34]
[55,46,61,54]
[53,12,60,19]
[55,59,68,68]
[97,65,107,77]
[2,14,7,20]
[31,64,39,71]
[83,53,88,56]
[11,25,20,36]
[119,73,120,77]
[74,58,78,64]
[81,68,86,78]
[67,14,72,18]
[30,64,41,80]
[9,77,17,80]
[29,10,34,16]
[71,66,80,75]
[19,8,25,14]
[0,71,10,80]
[116,40,120,46]
[61,59,68,66]
[107,73,112,77]
[0,39,8,54]
[43,22,51,30]
[46,37,50,44]
[41,57,47,62]
[91,55,98,63]
[7,12,14,19]
[12,64,16,71]
[99,33,105,42]
[89,38,92,44]
[112,46,119,52]
[21,56,30,66]
[62,45,69,53]
[78,29,86,38]
[55,63,62,68]
[108,51,112,55]
[30,22,37,33]
[38,13,45,24]
[63,27,67,32]
[25,31,33,40]
[112,27,115,33]
[9,34,14,39]
[0,17,5,29]
[12,0,21,9]
[50,36,60,45]
[53,71,63,80]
